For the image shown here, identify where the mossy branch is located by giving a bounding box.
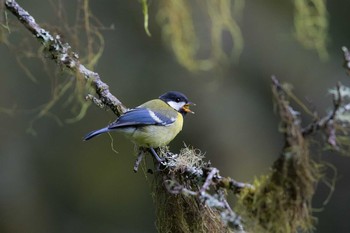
[152,147,249,233]
[233,77,320,233]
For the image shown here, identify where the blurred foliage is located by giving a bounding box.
[156,0,244,71]
[293,0,329,60]
[154,0,330,71]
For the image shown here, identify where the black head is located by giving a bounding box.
[159,91,194,114]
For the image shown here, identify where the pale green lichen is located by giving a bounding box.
[141,0,151,37]
[293,0,329,60]
[157,0,245,72]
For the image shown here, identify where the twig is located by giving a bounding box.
[342,46,350,75]
[200,167,217,193]
[216,176,254,194]
[272,75,341,148]
[5,0,127,116]
[133,150,145,173]
[302,83,342,148]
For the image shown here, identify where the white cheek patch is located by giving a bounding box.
[167,101,185,111]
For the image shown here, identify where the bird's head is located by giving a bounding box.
[159,91,194,115]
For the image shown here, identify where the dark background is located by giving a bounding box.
[1,1,349,232]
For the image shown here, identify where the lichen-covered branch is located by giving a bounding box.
[153,147,249,233]
[302,83,342,148]
[236,75,349,232]
[233,77,321,233]
[342,46,350,75]
[5,0,127,116]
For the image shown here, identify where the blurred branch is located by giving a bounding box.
[342,46,350,75]
[302,82,342,148]
[5,0,127,116]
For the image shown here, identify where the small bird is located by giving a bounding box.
[83,91,194,162]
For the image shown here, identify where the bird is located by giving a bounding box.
[83,91,194,162]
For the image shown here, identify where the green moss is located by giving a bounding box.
[153,172,233,233]
[236,142,321,233]
[152,147,234,233]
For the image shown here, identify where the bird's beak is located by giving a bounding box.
[182,102,195,114]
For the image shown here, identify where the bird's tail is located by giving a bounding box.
[83,127,110,141]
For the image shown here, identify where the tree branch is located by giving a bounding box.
[302,82,342,147]
[342,46,350,75]
[4,1,251,232]
[5,0,127,116]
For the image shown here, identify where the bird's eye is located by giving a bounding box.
[175,98,181,103]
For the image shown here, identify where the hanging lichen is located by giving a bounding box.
[2,0,106,134]
[141,0,152,37]
[157,0,244,72]
[293,0,329,60]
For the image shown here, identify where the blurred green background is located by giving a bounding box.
[1,1,350,232]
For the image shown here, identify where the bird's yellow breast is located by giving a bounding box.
[130,112,183,148]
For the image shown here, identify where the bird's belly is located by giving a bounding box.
[130,124,182,148]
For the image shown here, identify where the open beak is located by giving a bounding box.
[182,102,195,114]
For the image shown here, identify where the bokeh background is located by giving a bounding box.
[1,1,350,232]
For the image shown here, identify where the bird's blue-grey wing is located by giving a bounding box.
[108,108,175,129]
[83,126,110,140]
[83,108,175,141]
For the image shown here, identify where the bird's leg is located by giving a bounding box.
[133,148,146,173]
[149,147,165,163]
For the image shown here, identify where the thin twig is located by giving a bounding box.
[217,176,254,194]
[342,46,350,75]
[133,150,145,173]
[272,74,342,149]
[200,168,217,193]
[302,83,342,149]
